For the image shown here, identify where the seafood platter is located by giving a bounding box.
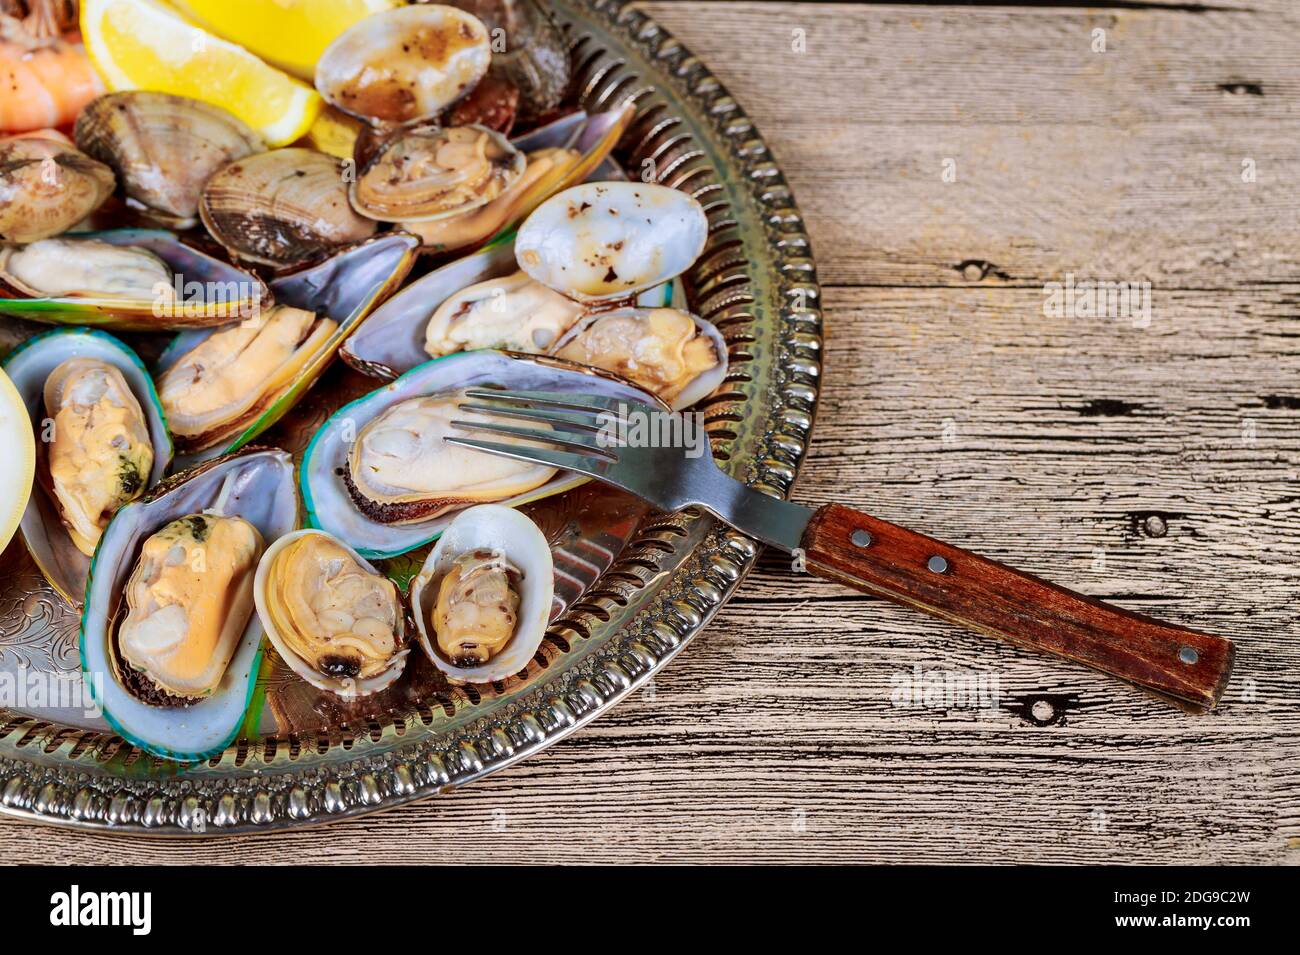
[0,0,820,831]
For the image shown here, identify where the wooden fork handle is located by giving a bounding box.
[800,504,1235,710]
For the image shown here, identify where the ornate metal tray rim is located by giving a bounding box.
[0,0,822,835]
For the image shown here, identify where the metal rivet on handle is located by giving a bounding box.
[927,555,949,574]
[1178,646,1199,665]
[851,529,872,548]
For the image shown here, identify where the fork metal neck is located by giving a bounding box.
[689,465,814,552]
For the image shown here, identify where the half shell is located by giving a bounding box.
[2,328,172,605]
[0,229,270,330]
[339,235,677,379]
[0,137,115,243]
[254,529,409,698]
[409,504,554,683]
[303,350,659,558]
[156,232,419,469]
[75,91,266,224]
[80,448,298,761]
[199,148,378,268]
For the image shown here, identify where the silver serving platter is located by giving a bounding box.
[0,0,821,833]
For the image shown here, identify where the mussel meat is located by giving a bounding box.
[117,512,263,704]
[0,137,115,243]
[43,356,153,556]
[157,305,338,452]
[344,392,556,525]
[423,269,583,358]
[0,237,174,301]
[75,91,265,223]
[200,148,377,268]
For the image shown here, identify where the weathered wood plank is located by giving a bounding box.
[641,1,1300,286]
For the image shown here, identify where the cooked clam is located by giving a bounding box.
[255,530,408,698]
[410,504,554,682]
[157,305,338,453]
[0,137,115,243]
[0,237,174,301]
[43,357,154,556]
[423,269,583,358]
[117,512,263,704]
[75,91,265,223]
[81,449,297,760]
[315,4,492,127]
[516,181,709,303]
[344,392,557,525]
[351,124,525,224]
[199,148,377,268]
[550,307,727,410]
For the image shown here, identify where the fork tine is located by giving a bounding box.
[462,387,656,417]
[456,400,607,433]
[449,418,618,459]
[445,437,610,477]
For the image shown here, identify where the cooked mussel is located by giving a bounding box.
[0,237,173,302]
[80,448,297,761]
[75,91,265,224]
[423,269,583,359]
[0,136,115,243]
[199,148,377,268]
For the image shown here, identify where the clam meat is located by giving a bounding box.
[0,137,115,243]
[0,237,175,301]
[351,124,525,224]
[43,357,153,556]
[75,91,265,223]
[345,392,556,525]
[409,503,554,683]
[255,530,407,698]
[424,269,583,358]
[200,148,377,268]
[117,513,263,704]
[315,4,492,127]
[157,305,338,452]
[551,307,723,406]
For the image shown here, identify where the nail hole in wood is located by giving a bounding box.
[1179,646,1199,665]
[927,555,949,574]
[1144,515,1167,538]
[850,529,872,548]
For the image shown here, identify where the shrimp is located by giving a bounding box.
[0,0,103,134]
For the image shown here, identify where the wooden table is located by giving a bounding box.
[3,0,1297,864]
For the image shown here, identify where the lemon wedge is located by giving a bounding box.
[80,0,322,147]
[168,0,402,80]
[0,367,34,555]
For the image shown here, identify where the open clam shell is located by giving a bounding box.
[80,448,298,762]
[549,307,729,412]
[157,232,419,470]
[2,328,173,605]
[409,504,553,684]
[340,236,677,380]
[412,103,635,255]
[254,529,409,699]
[302,349,658,559]
[0,229,270,331]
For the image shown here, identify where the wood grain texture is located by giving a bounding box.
[2,0,1297,864]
